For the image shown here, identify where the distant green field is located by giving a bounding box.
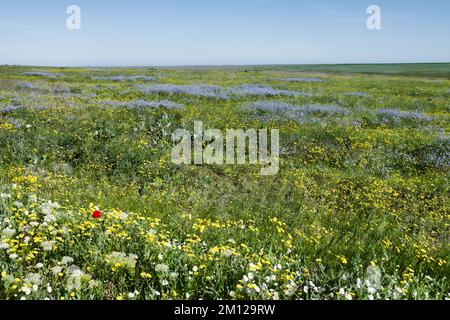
[3,63,450,78]
[251,63,450,79]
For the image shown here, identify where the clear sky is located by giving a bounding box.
[0,0,449,66]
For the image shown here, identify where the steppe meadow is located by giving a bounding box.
[0,64,448,300]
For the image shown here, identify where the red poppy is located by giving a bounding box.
[92,210,102,219]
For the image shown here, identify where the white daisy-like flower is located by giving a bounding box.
[61,256,74,265]
[25,273,41,285]
[155,263,169,273]
[40,241,54,251]
[21,286,32,295]
[0,242,9,250]
[2,227,16,238]
[0,193,11,199]
[51,266,63,275]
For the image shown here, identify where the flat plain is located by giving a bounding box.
[0,64,449,300]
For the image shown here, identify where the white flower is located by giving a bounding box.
[2,227,16,238]
[51,266,63,275]
[0,242,9,250]
[192,266,198,272]
[61,256,74,265]
[356,278,362,289]
[66,276,81,290]
[21,286,32,295]
[47,286,52,293]
[13,201,23,208]
[66,266,82,290]
[9,253,18,260]
[25,273,41,285]
[155,263,169,273]
[44,214,57,223]
[367,287,377,294]
[67,265,81,276]
[88,280,99,289]
[158,254,163,260]
[161,279,169,286]
[40,201,60,215]
[152,290,161,297]
[0,193,11,199]
[105,252,137,271]
[40,241,54,251]
[35,263,44,269]
[220,248,233,257]
[365,265,382,290]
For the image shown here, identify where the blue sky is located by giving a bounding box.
[0,0,449,66]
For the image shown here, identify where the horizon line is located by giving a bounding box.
[2,61,450,68]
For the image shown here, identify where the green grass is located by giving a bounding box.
[0,64,449,300]
[252,63,450,79]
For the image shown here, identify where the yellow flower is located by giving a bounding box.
[140,272,152,279]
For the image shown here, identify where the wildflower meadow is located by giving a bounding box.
[0,64,449,300]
